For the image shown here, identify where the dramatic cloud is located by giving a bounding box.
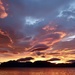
[47,58,60,61]
[17,57,34,62]
[0,0,8,18]
[0,0,75,63]
[54,38,75,51]
[0,29,13,44]
[30,44,49,52]
[67,60,75,63]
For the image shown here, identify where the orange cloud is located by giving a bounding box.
[0,29,13,44]
[43,25,56,31]
[49,32,66,46]
[38,31,66,47]
[0,0,8,18]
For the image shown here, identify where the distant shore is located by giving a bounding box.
[0,60,75,68]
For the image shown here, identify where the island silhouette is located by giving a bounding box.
[0,60,75,68]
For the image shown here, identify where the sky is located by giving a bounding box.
[0,0,75,64]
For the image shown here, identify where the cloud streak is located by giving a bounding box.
[0,0,8,18]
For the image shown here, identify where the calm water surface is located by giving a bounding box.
[0,68,75,75]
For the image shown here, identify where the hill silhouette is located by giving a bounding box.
[0,60,75,68]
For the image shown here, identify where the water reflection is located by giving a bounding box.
[0,68,75,75]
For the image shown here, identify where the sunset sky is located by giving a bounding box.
[0,0,75,64]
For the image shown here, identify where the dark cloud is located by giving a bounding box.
[36,51,44,56]
[67,60,75,63]
[41,56,45,58]
[30,44,49,52]
[47,58,60,61]
[17,57,34,62]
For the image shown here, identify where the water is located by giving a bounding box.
[0,68,75,75]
